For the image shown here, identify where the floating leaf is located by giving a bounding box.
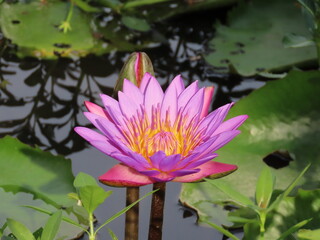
[204,0,317,76]
[0,2,96,58]
[121,16,151,32]
[0,136,88,239]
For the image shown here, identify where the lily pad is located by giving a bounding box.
[0,136,88,239]
[0,1,97,58]
[204,0,317,76]
[180,71,320,225]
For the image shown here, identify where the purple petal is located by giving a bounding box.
[183,153,218,169]
[213,115,248,135]
[173,161,237,183]
[178,81,199,110]
[161,81,178,123]
[139,169,160,177]
[127,151,152,169]
[74,127,107,142]
[170,75,185,95]
[210,130,241,152]
[99,163,155,187]
[199,103,234,137]
[100,93,121,112]
[171,169,200,177]
[144,76,164,120]
[104,105,126,126]
[191,131,240,159]
[150,151,166,169]
[139,73,153,94]
[118,91,141,118]
[182,88,204,125]
[110,152,147,171]
[89,140,120,156]
[159,154,181,171]
[122,79,144,105]
[84,112,125,141]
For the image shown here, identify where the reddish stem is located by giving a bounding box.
[125,187,139,240]
[148,182,166,240]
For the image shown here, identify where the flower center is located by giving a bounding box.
[148,131,178,156]
[120,107,206,162]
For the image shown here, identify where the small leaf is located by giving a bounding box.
[298,228,320,240]
[268,163,311,212]
[205,179,255,207]
[74,172,99,188]
[7,219,35,240]
[23,206,88,233]
[283,33,315,48]
[201,219,240,240]
[255,166,275,208]
[121,16,151,32]
[107,228,119,240]
[277,218,312,240]
[41,211,62,240]
[79,186,112,214]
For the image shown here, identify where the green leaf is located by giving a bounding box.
[41,211,62,240]
[0,137,88,239]
[0,2,97,58]
[74,172,99,188]
[278,218,312,240]
[121,16,151,32]
[268,164,310,212]
[107,228,119,240]
[298,229,320,240]
[72,0,100,12]
[255,167,275,208]
[205,179,255,207]
[7,219,35,240]
[180,70,320,226]
[79,186,112,214]
[0,136,74,207]
[204,0,317,76]
[283,33,315,48]
[23,205,88,233]
[201,219,240,240]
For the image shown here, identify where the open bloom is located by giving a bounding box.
[75,73,248,186]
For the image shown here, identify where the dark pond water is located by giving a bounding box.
[0,9,265,240]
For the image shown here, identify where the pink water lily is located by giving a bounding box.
[75,73,248,187]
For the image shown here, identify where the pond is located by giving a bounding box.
[1,0,319,239]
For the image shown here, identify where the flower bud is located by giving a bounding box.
[114,52,154,94]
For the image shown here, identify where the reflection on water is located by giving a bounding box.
[0,9,263,239]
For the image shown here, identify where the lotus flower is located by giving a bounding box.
[75,73,248,186]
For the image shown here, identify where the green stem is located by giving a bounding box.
[122,0,171,10]
[148,182,166,240]
[66,2,74,23]
[89,213,95,240]
[259,210,266,240]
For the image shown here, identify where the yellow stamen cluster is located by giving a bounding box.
[120,105,205,162]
